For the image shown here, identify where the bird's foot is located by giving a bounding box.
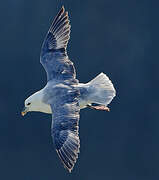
[87,104,110,112]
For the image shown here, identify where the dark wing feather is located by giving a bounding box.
[51,86,80,172]
[40,6,76,81]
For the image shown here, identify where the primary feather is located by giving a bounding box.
[40,6,76,81]
[51,86,80,172]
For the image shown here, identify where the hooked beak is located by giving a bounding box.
[21,107,28,116]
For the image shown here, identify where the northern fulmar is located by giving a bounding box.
[22,6,116,172]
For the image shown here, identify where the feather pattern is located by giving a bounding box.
[36,6,116,173]
[40,6,76,81]
[50,84,80,172]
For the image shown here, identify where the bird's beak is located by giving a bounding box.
[21,107,28,116]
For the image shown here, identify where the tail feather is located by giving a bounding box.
[88,72,116,106]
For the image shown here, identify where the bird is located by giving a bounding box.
[21,6,116,172]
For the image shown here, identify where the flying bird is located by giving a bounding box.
[22,6,116,172]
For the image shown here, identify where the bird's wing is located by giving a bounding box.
[40,6,77,81]
[51,86,80,172]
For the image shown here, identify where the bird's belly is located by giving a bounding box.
[79,99,90,109]
[39,103,52,114]
[77,83,91,109]
[41,98,88,113]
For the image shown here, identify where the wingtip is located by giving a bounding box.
[68,168,73,173]
[61,5,65,12]
[64,166,73,173]
[66,163,74,173]
[56,149,75,173]
[57,6,65,17]
[65,11,68,16]
[64,164,74,173]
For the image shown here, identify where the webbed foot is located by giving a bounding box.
[87,104,110,111]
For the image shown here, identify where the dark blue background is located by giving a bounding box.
[0,0,158,179]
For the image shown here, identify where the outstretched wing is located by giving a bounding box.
[40,6,77,81]
[51,86,80,172]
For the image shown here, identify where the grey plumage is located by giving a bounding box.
[40,6,80,172]
[40,6,76,81]
[23,6,116,173]
[50,85,80,172]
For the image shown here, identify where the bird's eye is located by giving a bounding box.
[27,103,31,106]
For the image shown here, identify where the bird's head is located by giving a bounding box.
[21,91,43,116]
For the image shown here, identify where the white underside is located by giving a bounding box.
[37,99,88,114]
[25,72,116,114]
[38,72,116,114]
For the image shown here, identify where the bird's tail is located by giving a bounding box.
[87,72,116,106]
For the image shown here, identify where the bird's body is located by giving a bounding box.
[26,72,115,114]
[22,6,116,172]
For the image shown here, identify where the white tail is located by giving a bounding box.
[87,72,116,106]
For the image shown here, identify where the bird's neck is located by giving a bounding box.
[31,90,44,102]
[30,89,52,114]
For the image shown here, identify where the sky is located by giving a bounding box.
[0,0,158,179]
